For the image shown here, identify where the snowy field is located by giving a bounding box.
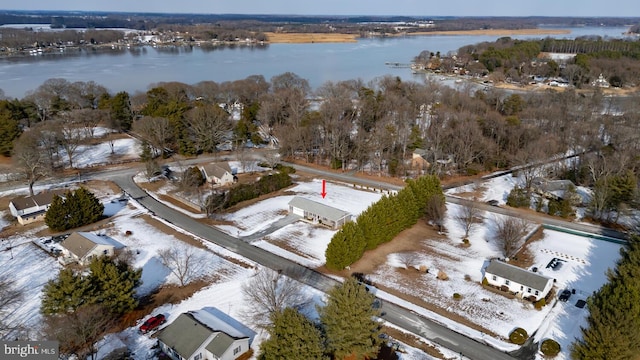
[216,179,383,267]
[0,127,140,182]
[0,136,626,360]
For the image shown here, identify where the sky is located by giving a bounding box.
[0,0,638,17]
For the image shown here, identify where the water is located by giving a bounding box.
[0,26,630,98]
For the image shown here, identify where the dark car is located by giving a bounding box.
[486,200,500,207]
[139,314,166,333]
[559,290,572,302]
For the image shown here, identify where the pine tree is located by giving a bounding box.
[44,189,103,231]
[89,257,141,315]
[41,268,95,315]
[318,278,381,360]
[259,308,327,360]
[75,187,104,225]
[571,236,640,359]
[44,194,69,231]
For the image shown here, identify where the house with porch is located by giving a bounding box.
[58,232,125,265]
[199,162,235,186]
[157,307,255,360]
[288,196,352,229]
[9,189,67,225]
[483,259,554,301]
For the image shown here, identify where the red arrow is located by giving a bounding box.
[321,179,327,198]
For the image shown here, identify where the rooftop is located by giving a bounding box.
[288,196,351,222]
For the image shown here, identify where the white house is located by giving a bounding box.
[199,162,235,186]
[288,196,352,229]
[9,189,67,225]
[483,259,554,301]
[157,307,255,360]
[58,232,125,266]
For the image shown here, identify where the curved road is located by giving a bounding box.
[112,174,516,360]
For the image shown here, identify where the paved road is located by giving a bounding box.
[285,162,628,242]
[112,174,517,360]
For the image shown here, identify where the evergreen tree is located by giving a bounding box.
[44,188,103,231]
[89,257,141,315]
[259,308,327,360]
[318,278,381,360]
[44,194,69,232]
[75,187,104,225]
[42,257,141,316]
[110,91,133,131]
[572,236,640,359]
[41,268,95,315]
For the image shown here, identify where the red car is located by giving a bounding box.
[139,314,166,333]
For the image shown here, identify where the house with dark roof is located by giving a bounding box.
[9,189,67,225]
[483,259,554,301]
[157,307,255,360]
[199,162,235,186]
[288,196,352,229]
[58,232,125,265]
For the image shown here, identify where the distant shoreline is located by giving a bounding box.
[265,28,572,44]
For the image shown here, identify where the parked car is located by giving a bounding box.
[486,200,500,207]
[139,314,166,333]
[559,290,572,302]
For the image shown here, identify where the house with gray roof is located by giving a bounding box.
[157,307,254,360]
[59,232,125,266]
[288,196,352,229]
[199,162,235,186]
[483,259,554,301]
[9,189,67,225]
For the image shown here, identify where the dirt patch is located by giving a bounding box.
[265,32,358,43]
[382,326,445,359]
[317,218,502,337]
[345,220,443,275]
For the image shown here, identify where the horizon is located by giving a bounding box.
[0,0,638,18]
[1,10,639,19]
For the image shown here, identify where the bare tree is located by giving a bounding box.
[12,130,49,196]
[425,194,446,233]
[397,252,418,270]
[43,304,114,360]
[494,217,529,259]
[241,268,309,330]
[55,119,84,169]
[132,116,172,157]
[0,274,24,340]
[185,104,232,153]
[158,245,205,287]
[455,200,482,239]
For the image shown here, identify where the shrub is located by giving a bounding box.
[436,270,448,281]
[482,277,489,286]
[464,274,472,281]
[540,338,561,357]
[535,298,546,309]
[453,293,462,300]
[509,327,529,345]
[462,238,470,246]
[506,186,530,208]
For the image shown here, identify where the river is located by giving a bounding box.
[0,26,630,98]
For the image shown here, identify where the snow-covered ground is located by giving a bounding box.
[0,128,140,182]
[0,137,626,360]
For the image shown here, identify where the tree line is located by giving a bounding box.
[571,236,640,359]
[424,37,640,88]
[326,175,443,270]
[2,69,638,227]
